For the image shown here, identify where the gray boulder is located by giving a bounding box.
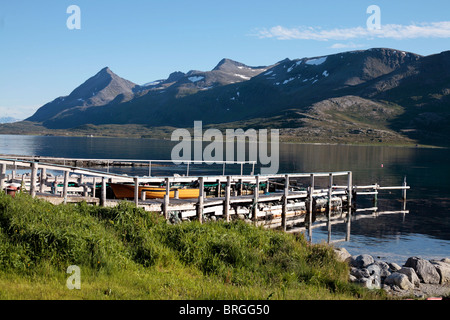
[351,254,375,268]
[350,267,370,279]
[388,262,402,272]
[334,247,352,263]
[397,267,420,287]
[404,257,440,284]
[366,263,380,277]
[372,277,382,290]
[374,260,391,279]
[366,264,381,287]
[367,263,380,276]
[430,259,450,284]
[384,273,414,290]
[359,275,381,290]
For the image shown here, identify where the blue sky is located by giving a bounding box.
[1,0,450,119]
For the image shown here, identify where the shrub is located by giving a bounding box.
[0,193,130,273]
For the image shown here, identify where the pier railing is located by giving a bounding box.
[0,155,257,176]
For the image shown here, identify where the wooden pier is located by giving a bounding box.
[0,156,410,243]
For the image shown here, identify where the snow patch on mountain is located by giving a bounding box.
[188,76,204,82]
[143,80,163,86]
[306,57,327,65]
[283,77,295,85]
[234,74,251,80]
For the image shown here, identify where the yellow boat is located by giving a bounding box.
[110,183,200,199]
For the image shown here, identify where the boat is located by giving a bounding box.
[110,183,200,199]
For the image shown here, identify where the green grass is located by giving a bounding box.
[0,192,386,300]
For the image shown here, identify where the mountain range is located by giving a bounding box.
[4,48,450,146]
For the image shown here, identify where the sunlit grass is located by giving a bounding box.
[0,192,386,300]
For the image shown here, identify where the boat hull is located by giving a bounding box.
[110,183,199,199]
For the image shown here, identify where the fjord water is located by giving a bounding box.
[0,134,449,264]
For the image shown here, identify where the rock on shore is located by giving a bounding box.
[333,248,450,299]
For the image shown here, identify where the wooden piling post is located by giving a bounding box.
[224,176,231,222]
[402,176,407,201]
[134,177,139,207]
[373,183,378,207]
[402,176,407,211]
[197,177,204,223]
[281,174,289,232]
[346,171,352,241]
[238,178,243,196]
[63,170,69,204]
[252,175,260,223]
[347,171,352,209]
[30,162,38,198]
[101,177,107,207]
[0,163,6,192]
[308,173,314,242]
[92,177,96,199]
[163,177,170,220]
[327,173,333,243]
[39,167,47,193]
[12,165,16,180]
[215,179,221,197]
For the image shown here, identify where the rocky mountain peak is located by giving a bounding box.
[166,71,186,83]
[212,58,246,71]
[26,67,139,123]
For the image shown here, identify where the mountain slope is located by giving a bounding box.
[353,50,450,144]
[27,67,141,124]
[115,48,421,127]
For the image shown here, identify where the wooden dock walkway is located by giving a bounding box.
[0,156,410,243]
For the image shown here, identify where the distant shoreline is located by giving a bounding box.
[0,129,444,149]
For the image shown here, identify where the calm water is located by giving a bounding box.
[0,134,449,264]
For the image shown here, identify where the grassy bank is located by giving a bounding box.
[0,192,386,300]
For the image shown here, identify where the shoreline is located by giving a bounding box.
[0,131,445,149]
